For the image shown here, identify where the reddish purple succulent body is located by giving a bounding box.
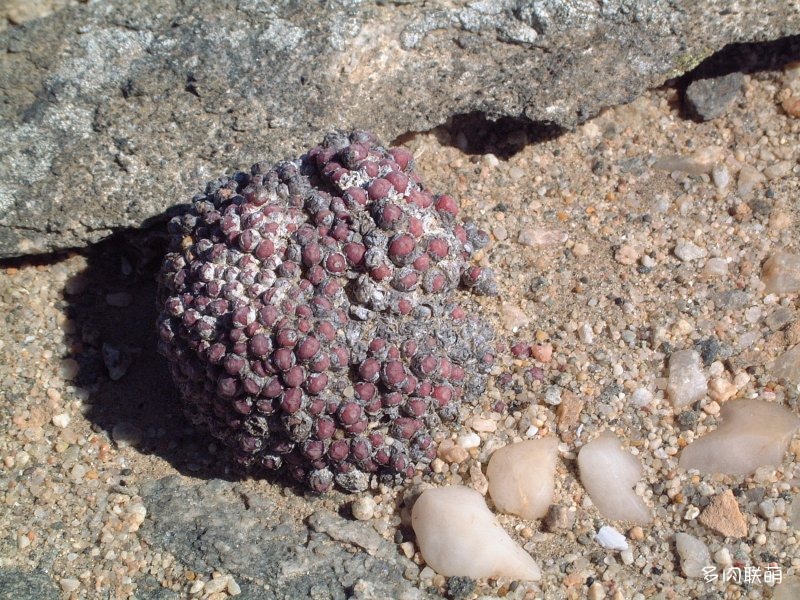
[157,131,496,492]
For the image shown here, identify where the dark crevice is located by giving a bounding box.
[669,34,800,121]
[394,112,566,159]
[677,34,800,85]
[398,35,800,161]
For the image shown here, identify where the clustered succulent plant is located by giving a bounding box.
[157,130,497,492]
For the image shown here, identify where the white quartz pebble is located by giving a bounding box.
[577,431,652,524]
[666,349,707,409]
[675,532,710,578]
[52,413,71,428]
[674,239,707,262]
[412,486,541,581]
[680,398,800,475]
[595,525,628,551]
[486,438,558,520]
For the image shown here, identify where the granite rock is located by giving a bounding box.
[2,0,800,257]
[0,569,59,600]
[684,71,744,120]
[139,476,427,600]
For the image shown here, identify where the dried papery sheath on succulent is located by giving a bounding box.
[157,131,497,493]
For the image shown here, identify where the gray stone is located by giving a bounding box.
[139,476,428,600]
[131,575,179,600]
[1,1,799,258]
[684,71,744,120]
[543,504,576,531]
[0,568,59,600]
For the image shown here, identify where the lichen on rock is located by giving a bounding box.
[157,130,497,492]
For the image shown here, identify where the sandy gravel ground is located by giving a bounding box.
[1,23,800,600]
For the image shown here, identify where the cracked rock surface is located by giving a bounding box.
[1,0,799,257]
[139,476,428,600]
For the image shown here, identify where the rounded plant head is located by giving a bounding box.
[157,130,497,493]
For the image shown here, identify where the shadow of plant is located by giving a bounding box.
[64,229,237,480]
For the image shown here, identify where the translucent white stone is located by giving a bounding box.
[595,525,628,551]
[675,532,710,578]
[762,252,800,294]
[412,486,541,581]
[577,431,652,524]
[666,349,707,409]
[486,438,558,520]
[680,398,800,475]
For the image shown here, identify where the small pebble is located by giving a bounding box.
[400,541,415,558]
[684,72,743,121]
[588,581,606,600]
[60,578,80,593]
[674,239,707,262]
[630,388,653,408]
[501,303,530,331]
[487,438,558,520]
[518,228,568,247]
[762,252,800,294]
[573,242,590,256]
[768,516,788,532]
[666,349,707,409]
[675,532,710,578]
[204,576,228,594]
[52,413,71,428]
[680,399,800,475]
[531,344,553,362]
[707,377,736,403]
[483,153,500,167]
[595,525,629,551]
[470,418,497,433]
[737,164,765,198]
[469,463,489,495]
[544,505,575,532]
[227,576,242,596]
[102,343,134,381]
[189,580,204,594]
[441,444,469,464]
[351,496,376,521]
[544,386,562,406]
[614,244,639,265]
[714,547,732,566]
[771,344,800,385]
[712,164,730,189]
[703,257,728,277]
[764,160,793,180]
[578,431,651,524]
[457,432,481,449]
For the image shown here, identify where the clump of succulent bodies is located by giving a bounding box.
[158,131,496,492]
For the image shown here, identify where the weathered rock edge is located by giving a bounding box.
[139,476,431,599]
[1,0,799,258]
